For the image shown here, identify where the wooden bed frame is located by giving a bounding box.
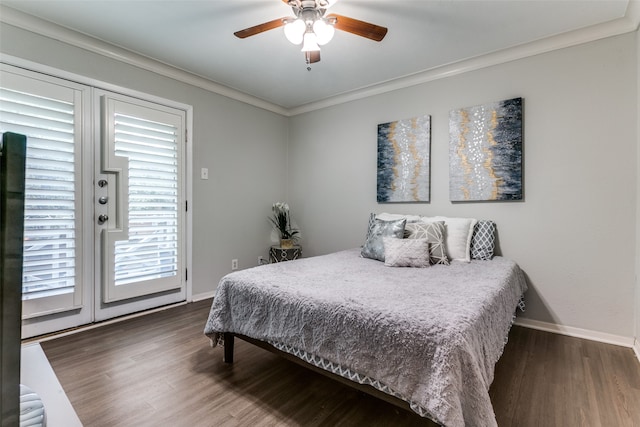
[221,332,438,425]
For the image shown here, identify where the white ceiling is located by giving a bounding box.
[1,1,635,112]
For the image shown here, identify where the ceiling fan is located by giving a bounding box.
[234,0,388,66]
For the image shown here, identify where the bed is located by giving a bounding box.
[204,216,527,426]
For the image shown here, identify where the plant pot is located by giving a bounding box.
[280,239,294,249]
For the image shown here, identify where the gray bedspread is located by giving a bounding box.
[204,248,527,426]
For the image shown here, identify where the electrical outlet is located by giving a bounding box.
[231,259,238,270]
[200,167,209,180]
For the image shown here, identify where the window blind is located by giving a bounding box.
[113,113,179,286]
[0,87,77,300]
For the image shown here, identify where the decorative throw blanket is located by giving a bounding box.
[204,249,527,426]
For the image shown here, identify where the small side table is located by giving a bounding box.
[269,245,301,263]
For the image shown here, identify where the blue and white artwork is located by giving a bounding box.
[449,97,523,201]
[377,115,431,203]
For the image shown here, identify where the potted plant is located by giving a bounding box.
[269,202,299,248]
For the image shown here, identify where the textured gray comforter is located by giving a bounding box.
[204,248,527,426]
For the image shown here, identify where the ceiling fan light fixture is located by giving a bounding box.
[234,0,387,65]
[312,18,335,45]
[301,31,321,52]
[284,18,305,44]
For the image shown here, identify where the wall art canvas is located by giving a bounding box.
[449,97,523,201]
[377,115,431,203]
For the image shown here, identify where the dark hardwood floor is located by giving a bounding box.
[39,299,640,426]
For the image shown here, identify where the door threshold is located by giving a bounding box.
[22,300,188,345]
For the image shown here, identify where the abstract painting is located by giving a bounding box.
[449,97,523,201]
[377,115,431,203]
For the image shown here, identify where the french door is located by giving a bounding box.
[0,64,188,337]
[93,91,186,322]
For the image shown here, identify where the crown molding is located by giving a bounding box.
[289,0,640,115]
[0,5,289,116]
[1,2,638,117]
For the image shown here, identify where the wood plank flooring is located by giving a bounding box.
[40,299,640,426]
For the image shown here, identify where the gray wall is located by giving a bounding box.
[0,24,289,297]
[288,33,638,338]
[2,22,639,340]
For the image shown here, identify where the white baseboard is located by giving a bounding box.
[192,291,215,302]
[634,338,640,364]
[515,318,635,349]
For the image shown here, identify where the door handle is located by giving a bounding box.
[98,214,109,225]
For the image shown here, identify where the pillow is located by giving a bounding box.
[361,218,406,261]
[424,216,477,262]
[405,220,449,265]
[365,212,377,241]
[375,212,422,223]
[383,237,430,268]
[471,220,495,260]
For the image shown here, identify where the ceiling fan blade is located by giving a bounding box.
[234,17,287,39]
[305,51,321,64]
[327,14,387,42]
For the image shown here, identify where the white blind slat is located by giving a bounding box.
[0,87,74,112]
[0,110,74,133]
[0,87,78,300]
[23,137,74,152]
[26,147,75,163]
[24,246,75,258]
[25,179,75,191]
[115,113,176,133]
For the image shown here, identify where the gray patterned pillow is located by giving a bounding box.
[361,218,406,261]
[365,212,377,241]
[405,220,449,265]
[471,220,495,260]
[383,237,430,268]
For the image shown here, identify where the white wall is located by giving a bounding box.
[0,24,290,297]
[288,33,638,338]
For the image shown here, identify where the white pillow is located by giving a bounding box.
[376,212,422,223]
[423,216,477,262]
[383,237,430,268]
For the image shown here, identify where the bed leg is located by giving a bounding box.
[223,333,234,363]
